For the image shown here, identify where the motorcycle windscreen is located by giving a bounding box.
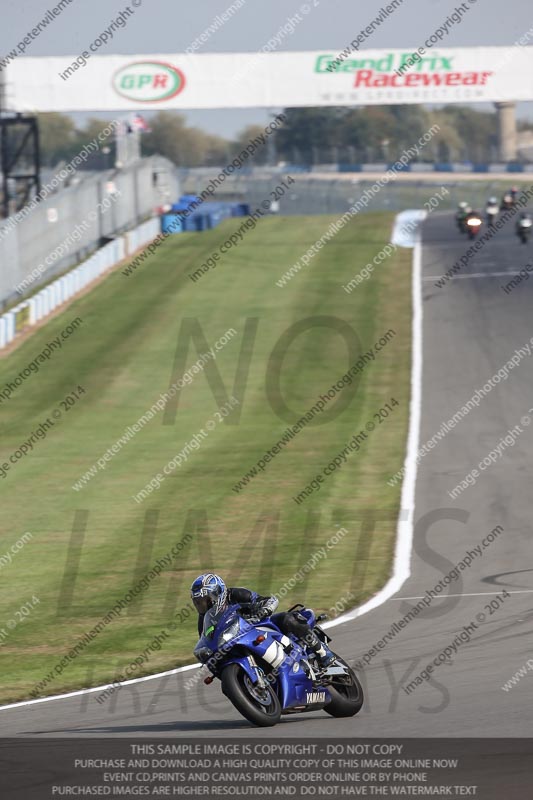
[201,606,223,638]
[201,605,240,638]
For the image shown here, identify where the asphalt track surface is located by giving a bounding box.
[2,210,533,738]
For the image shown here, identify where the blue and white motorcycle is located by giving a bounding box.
[194,602,364,727]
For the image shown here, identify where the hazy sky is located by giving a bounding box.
[2,0,533,137]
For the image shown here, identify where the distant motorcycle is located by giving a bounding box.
[456,209,471,234]
[517,217,532,244]
[194,602,364,727]
[501,194,514,211]
[485,202,499,226]
[466,214,483,240]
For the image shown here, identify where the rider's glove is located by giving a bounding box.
[247,605,269,624]
[262,596,279,615]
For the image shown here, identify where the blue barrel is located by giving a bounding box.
[182,215,199,232]
[161,213,184,234]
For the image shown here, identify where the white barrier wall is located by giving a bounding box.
[0,219,158,350]
[125,218,160,255]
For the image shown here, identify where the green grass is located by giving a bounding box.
[0,212,412,703]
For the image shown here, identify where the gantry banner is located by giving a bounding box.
[6,47,533,110]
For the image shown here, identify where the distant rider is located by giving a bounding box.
[456,201,471,231]
[501,192,514,210]
[191,573,335,668]
[516,211,532,232]
[485,197,499,225]
[456,201,469,220]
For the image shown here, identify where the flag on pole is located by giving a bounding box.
[131,114,151,133]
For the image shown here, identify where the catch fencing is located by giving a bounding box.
[180,168,515,217]
[0,156,178,309]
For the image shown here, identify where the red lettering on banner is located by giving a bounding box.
[353,69,373,87]
[445,72,462,85]
[153,74,168,88]
[420,73,446,85]
[353,69,490,89]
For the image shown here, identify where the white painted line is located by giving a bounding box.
[423,271,525,281]
[396,590,533,600]
[0,663,201,712]
[0,223,424,713]
[324,237,423,629]
[391,209,427,248]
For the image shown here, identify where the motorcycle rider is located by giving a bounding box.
[485,197,499,225]
[462,208,482,240]
[456,201,471,231]
[516,211,532,238]
[501,191,514,210]
[191,573,336,668]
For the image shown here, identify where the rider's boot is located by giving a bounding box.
[305,630,336,668]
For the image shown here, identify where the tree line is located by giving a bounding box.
[36,106,533,169]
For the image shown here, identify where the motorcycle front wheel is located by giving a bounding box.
[221,663,281,727]
[324,656,364,718]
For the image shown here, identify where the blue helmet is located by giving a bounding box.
[191,573,227,615]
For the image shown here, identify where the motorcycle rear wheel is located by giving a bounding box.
[221,663,281,727]
[324,656,364,717]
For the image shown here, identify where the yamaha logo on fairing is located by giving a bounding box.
[306,691,326,704]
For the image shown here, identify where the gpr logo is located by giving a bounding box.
[113,61,186,102]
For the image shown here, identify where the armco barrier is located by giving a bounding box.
[0,218,158,350]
